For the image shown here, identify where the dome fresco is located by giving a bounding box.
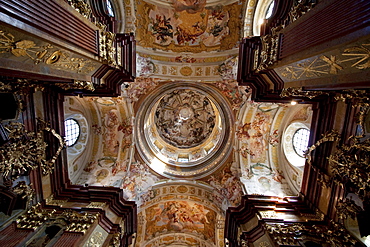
[134,82,234,179]
[154,89,216,148]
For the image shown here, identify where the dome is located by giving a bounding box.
[134,82,234,179]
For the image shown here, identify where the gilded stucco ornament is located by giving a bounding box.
[109,232,121,247]
[12,181,35,208]
[288,0,316,23]
[16,203,56,230]
[266,223,304,246]
[278,41,370,81]
[66,0,91,18]
[336,198,362,221]
[335,89,370,137]
[329,135,370,200]
[256,29,281,72]
[280,87,329,99]
[99,30,117,66]
[266,222,358,246]
[305,130,340,165]
[0,30,96,73]
[62,210,99,234]
[55,80,95,92]
[0,119,65,181]
[0,78,44,95]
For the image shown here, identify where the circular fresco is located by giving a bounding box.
[155,89,216,148]
[135,82,234,179]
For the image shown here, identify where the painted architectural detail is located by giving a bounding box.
[136,54,156,77]
[214,80,251,110]
[125,78,159,102]
[206,162,243,208]
[121,161,159,202]
[218,56,238,80]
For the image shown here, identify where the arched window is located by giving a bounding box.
[292,128,310,158]
[64,119,80,146]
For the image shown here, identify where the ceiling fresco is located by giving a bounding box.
[63,0,311,246]
[64,75,312,245]
[136,0,243,52]
[134,0,243,82]
[65,84,310,246]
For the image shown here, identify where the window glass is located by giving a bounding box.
[265,1,275,19]
[64,119,80,146]
[106,0,115,17]
[292,128,310,157]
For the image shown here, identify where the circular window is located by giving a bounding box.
[265,1,275,19]
[292,128,310,157]
[64,119,80,146]
[106,0,115,17]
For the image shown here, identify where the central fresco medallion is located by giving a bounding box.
[155,89,216,148]
[135,82,234,179]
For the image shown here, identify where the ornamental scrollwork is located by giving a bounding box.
[109,232,121,247]
[16,203,56,230]
[38,119,65,176]
[335,89,370,138]
[0,30,96,73]
[311,221,358,246]
[265,223,304,246]
[289,0,316,23]
[0,122,47,181]
[255,30,280,72]
[99,31,117,66]
[328,136,370,200]
[0,119,65,181]
[0,78,44,95]
[62,210,99,234]
[55,80,95,92]
[305,130,341,165]
[280,87,329,99]
[266,222,358,246]
[66,0,91,19]
[336,198,363,221]
[12,181,35,208]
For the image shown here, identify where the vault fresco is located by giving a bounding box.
[236,101,305,196]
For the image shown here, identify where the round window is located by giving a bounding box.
[292,128,310,157]
[64,119,80,146]
[106,0,115,17]
[265,1,275,19]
